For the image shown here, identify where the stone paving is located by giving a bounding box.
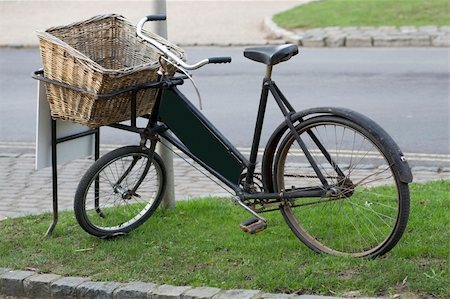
[264,17,450,47]
[1,147,449,221]
[0,149,232,221]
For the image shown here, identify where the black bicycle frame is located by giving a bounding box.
[80,72,334,202]
[154,76,331,201]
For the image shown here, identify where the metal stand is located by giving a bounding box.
[46,120,99,237]
[33,70,180,237]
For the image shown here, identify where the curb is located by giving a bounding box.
[0,269,357,299]
[263,17,450,47]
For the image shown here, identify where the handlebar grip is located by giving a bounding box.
[145,15,167,22]
[208,57,232,64]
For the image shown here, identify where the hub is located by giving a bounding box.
[113,185,132,200]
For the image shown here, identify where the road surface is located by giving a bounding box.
[0,47,448,158]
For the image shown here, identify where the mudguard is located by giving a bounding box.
[262,107,413,193]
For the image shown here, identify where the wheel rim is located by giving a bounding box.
[82,152,163,232]
[276,119,402,257]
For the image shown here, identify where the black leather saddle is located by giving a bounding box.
[244,44,299,66]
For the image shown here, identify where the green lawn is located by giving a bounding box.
[0,180,449,298]
[274,0,450,29]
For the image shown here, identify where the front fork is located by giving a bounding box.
[109,72,167,205]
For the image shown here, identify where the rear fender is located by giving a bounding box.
[261,107,413,193]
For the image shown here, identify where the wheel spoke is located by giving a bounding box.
[275,116,409,257]
[75,147,165,237]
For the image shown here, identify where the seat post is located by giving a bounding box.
[265,65,273,80]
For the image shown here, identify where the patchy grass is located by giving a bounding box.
[0,180,449,297]
[274,0,450,29]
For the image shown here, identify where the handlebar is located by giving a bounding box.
[143,15,167,22]
[208,57,232,64]
[137,15,232,70]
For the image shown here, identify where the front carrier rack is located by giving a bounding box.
[33,69,185,236]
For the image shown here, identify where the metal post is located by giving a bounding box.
[151,0,175,209]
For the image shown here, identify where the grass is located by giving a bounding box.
[273,0,450,29]
[0,180,449,297]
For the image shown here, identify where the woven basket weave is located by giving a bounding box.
[37,14,184,127]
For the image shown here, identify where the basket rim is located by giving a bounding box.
[36,14,184,76]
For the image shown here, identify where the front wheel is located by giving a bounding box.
[273,116,410,258]
[74,146,166,238]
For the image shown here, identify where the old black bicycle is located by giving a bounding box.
[74,15,412,258]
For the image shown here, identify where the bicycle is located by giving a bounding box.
[74,15,412,258]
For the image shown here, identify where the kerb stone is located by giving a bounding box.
[182,286,222,299]
[263,17,301,44]
[408,35,432,47]
[298,296,346,299]
[432,34,450,47]
[325,34,346,47]
[213,289,261,299]
[24,273,62,298]
[301,36,325,47]
[399,26,418,33]
[51,276,91,299]
[346,35,372,47]
[261,293,301,298]
[373,35,414,47]
[0,270,36,297]
[418,26,438,33]
[113,281,158,299]
[78,281,123,299]
[150,284,192,299]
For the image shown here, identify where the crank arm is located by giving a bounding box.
[233,196,266,222]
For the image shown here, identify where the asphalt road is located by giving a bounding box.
[0,47,448,156]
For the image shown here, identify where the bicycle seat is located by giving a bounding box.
[244,44,298,66]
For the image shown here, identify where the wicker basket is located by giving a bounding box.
[36,14,184,127]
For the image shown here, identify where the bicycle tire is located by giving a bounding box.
[74,146,166,238]
[273,115,410,258]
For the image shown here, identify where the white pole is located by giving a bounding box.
[150,0,176,209]
[149,0,167,37]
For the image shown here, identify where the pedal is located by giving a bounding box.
[239,217,267,234]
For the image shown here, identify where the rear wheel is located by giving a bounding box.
[74,146,166,238]
[273,116,410,257]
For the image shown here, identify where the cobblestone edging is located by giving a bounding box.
[0,268,349,299]
[264,17,450,47]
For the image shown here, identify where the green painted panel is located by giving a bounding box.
[159,88,243,184]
